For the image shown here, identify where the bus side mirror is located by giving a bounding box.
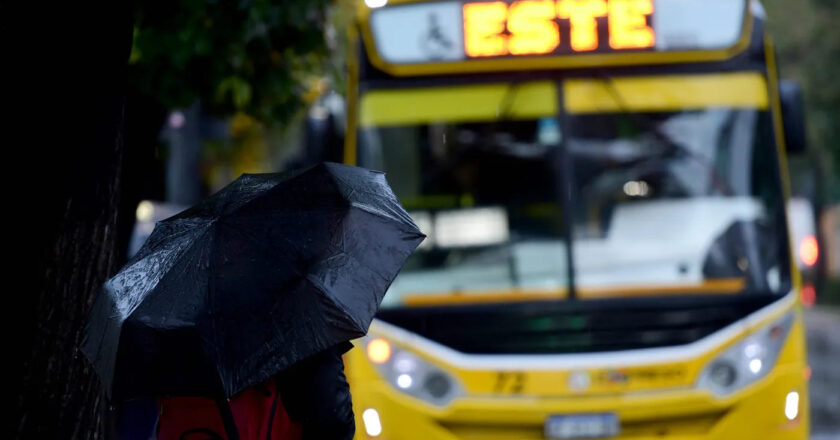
[779,80,807,154]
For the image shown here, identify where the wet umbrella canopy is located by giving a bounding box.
[82,162,424,400]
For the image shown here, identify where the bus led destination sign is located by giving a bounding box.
[367,0,748,69]
[463,0,655,58]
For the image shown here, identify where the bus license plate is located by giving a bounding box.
[544,413,620,439]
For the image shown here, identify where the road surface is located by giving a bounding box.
[805,307,840,439]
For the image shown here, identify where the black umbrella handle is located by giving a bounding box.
[213,397,241,440]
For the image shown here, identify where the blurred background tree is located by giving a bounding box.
[116,0,341,263]
[130,0,332,125]
[763,0,840,199]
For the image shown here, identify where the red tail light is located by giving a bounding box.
[801,284,816,307]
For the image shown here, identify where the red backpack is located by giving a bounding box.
[157,378,302,440]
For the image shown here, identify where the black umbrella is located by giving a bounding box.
[82,162,424,400]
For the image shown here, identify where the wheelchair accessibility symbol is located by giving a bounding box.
[419,13,455,60]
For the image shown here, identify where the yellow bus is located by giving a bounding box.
[339,0,810,438]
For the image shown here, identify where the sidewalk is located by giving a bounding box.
[805,307,840,437]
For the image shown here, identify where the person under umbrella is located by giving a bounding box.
[81,163,424,439]
[155,342,353,440]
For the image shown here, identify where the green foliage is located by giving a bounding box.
[129,0,332,127]
[763,0,840,200]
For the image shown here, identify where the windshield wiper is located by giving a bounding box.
[497,81,524,121]
[597,75,735,196]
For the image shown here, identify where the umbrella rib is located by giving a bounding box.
[303,275,368,335]
[328,170,417,225]
[348,200,420,231]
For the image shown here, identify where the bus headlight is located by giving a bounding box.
[364,337,462,405]
[698,312,793,395]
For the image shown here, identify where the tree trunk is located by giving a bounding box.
[17,100,126,439]
[6,1,134,438]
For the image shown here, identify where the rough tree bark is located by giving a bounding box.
[7,1,134,438]
[17,102,126,438]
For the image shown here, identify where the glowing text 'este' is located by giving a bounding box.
[464,0,655,58]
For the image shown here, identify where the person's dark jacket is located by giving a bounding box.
[277,342,355,440]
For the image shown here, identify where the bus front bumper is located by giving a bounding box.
[352,366,809,440]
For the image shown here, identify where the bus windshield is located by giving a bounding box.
[357,75,791,308]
